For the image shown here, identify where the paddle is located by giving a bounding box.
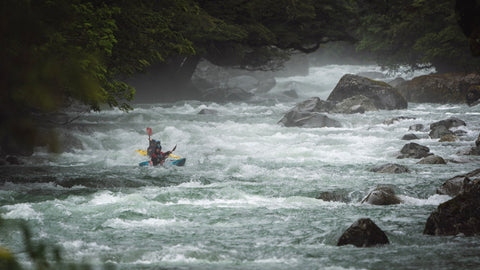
[146,127,152,139]
[160,145,177,165]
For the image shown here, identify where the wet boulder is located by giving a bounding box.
[331,95,378,114]
[463,133,480,155]
[388,77,406,87]
[429,125,455,139]
[397,73,480,104]
[437,168,480,197]
[327,74,407,110]
[397,143,431,159]
[288,97,334,113]
[401,133,419,140]
[278,97,340,128]
[278,111,341,128]
[361,186,402,205]
[337,218,390,247]
[370,163,410,174]
[416,155,447,164]
[439,134,457,142]
[424,179,480,236]
[430,117,466,130]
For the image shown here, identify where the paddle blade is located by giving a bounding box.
[146,127,152,137]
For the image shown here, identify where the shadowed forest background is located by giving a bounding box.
[1,0,480,155]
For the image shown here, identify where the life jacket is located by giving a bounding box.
[147,140,161,157]
[151,151,166,166]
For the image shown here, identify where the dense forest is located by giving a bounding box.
[1,0,480,155]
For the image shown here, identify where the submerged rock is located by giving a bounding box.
[361,186,402,205]
[424,179,480,236]
[337,218,390,247]
[370,163,410,174]
[327,74,407,110]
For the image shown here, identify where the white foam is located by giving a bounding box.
[102,218,185,230]
[2,203,43,222]
[400,194,451,206]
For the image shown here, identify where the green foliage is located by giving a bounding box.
[356,0,480,72]
[0,217,100,270]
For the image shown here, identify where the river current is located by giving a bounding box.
[1,65,480,270]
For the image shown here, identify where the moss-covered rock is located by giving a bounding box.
[397,73,480,104]
[327,74,407,110]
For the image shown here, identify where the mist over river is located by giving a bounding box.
[1,65,480,270]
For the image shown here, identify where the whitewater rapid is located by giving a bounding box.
[1,64,480,270]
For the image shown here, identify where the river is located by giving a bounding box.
[1,64,480,270]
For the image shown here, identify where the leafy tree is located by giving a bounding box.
[356,0,480,73]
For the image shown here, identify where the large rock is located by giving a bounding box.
[361,186,402,205]
[327,74,408,110]
[429,117,466,139]
[397,73,480,104]
[429,125,455,139]
[288,97,334,113]
[278,111,341,128]
[331,95,378,114]
[397,143,431,159]
[370,163,410,174]
[278,97,341,128]
[430,117,466,130]
[436,168,480,196]
[416,155,447,165]
[337,218,390,247]
[424,179,480,236]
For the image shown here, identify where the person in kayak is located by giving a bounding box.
[150,146,172,166]
[147,139,161,157]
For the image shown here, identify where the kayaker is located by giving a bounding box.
[151,147,172,166]
[147,138,161,157]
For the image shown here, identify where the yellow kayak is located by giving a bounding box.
[135,149,181,159]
